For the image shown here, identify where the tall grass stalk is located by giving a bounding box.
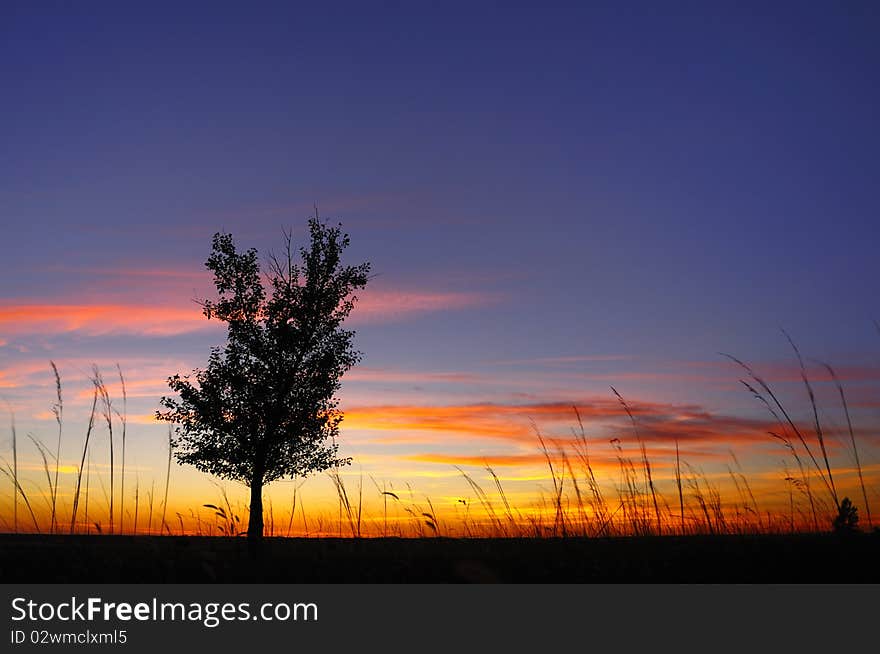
[675,439,685,534]
[327,469,362,537]
[9,409,20,534]
[11,408,17,533]
[116,364,127,534]
[161,427,172,534]
[371,477,399,537]
[611,387,662,535]
[571,407,610,535]
[423,496,440,536]
[26,434,54,518]
[770,428,818,531]
[84,447,91,533]
[728,452,760,532]
[486,465,516,530]
[820,361,872,529]
[783,465,796,533]
[133,477,139,536]
[563,456,588,535]
[457,467,505,536]
[70,386,98,534]
[782,331,838,509]
[536,428,565,536]
[2,410,39,533]
[686,466,713,534]
[724,353,836,510]
[49,361,63,533]
[286,477,298,538]
[0,459,40,532]
[147,481,155,535]
[640,441,662,535]
[299,493,309,537]
[93,367,115,534]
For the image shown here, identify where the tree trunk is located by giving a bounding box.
[247,476,264,541]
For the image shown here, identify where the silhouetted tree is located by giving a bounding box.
[157,218,370,541]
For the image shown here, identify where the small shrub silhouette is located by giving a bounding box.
[832,497,859,534]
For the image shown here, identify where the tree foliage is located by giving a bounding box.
[157,218,370,537]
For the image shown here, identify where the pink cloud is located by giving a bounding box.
[352,287,496,323]
[0,285,494,338]
[485,354,634,365]
[0,303,215,337]
[703,358,880,384]
[345,368,487,384]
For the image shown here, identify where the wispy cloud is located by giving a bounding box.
[351,286,496,323]
[0,288,492,339]
[342,399,792,448]
[484,354,634,366]
[345,368,488,384]
[0,266,495,339]
[0,303,213,337]
[704,358,880,384]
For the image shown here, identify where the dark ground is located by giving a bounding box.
[1,532,878,583]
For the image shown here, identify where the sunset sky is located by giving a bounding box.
[2,3,879,531]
